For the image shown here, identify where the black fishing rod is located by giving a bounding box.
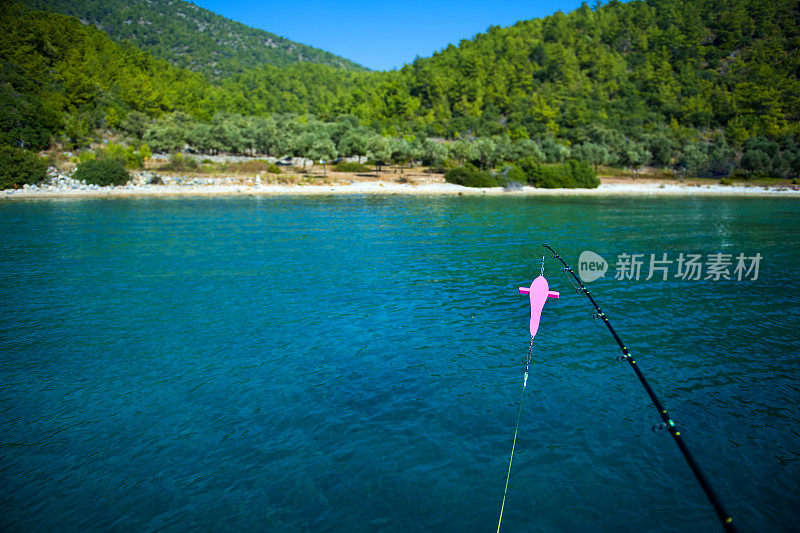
[542,244,736,533]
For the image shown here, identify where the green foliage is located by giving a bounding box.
[677,143,706,175]
[565,160,600,188]
[119,111,150,140]
[0,2,217,147]
[389,139,414,166]
[337,130,369,158]
[500,164,527,185]
[3,0,800,183]
[95,143,149,168]
[618,139,651,168]
[222,160,282,174]
[332,161,372,173]
[451,139,479,165]
[20,0,367,76]
[0,146,47,189]
[530,164,571,188]
[144,113,194,153]
[647,134,676,166]
[741,149,771,175]
[404,0,798,142]
[75,151,96,164]
[139,143,152,161]
[444,166,498,187]
[0,83,56,150]
[420,139,450,166]
[73,158,130,186]
[702,140,737,178]
[571,143,611,169]
[366,136,391,170]
[473,138,497,169]
[158,153,198,171]
[520,160,599,188]
[308,138,337,163]
[509,139,545,163]
[540,138,571,163]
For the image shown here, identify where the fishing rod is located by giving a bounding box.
[541,243,736,532]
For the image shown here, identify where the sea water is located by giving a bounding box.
[1,195,798,532]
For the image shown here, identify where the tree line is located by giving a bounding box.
[132,112,800,179]
[1,0,799,183]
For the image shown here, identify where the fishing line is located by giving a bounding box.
[496,336,533,533]
[541,243,737,532]
[497,252,553,533]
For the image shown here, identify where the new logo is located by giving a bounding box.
[578,250,607,282]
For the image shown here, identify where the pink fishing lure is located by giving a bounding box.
[518,276,559,337]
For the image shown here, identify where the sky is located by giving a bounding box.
[191,0,589,71]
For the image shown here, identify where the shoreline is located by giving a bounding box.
[4,179,800,199]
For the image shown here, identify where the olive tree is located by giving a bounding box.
[308,139,337,176]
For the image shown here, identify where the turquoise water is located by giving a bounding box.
[1,195,799,532]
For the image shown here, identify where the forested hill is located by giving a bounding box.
[2,0,799,180]
[396,0,800,142]
[0,1,372,147]
[18,0,366,76]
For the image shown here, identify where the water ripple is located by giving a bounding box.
[1,196,799,532]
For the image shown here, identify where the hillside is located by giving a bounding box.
[2,0,799,180]
[0,1,227,148]
[395,0,800,142]
[0,1,387,149]
[18,0,366,76]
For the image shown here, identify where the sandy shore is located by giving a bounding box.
[4,179,800,199]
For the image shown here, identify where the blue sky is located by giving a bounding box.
[192,0,589,71]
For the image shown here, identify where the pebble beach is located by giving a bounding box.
[4,167,800,198]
